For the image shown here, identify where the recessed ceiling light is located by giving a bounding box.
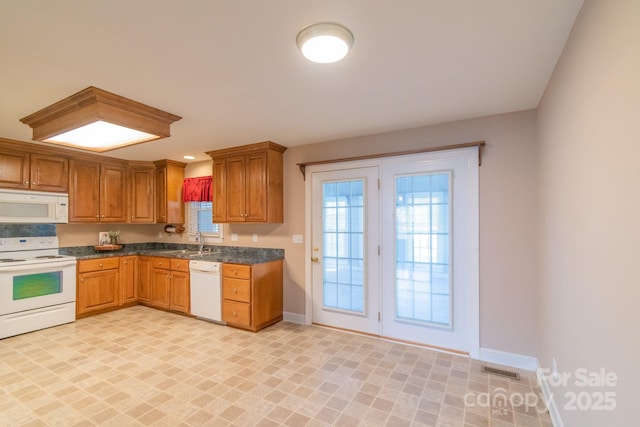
[296,22,354,64]
[183,155,195,160]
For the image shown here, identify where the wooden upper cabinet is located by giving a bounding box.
[100,163,127,222]
[0,150,68,192]
[155,160,185,224]
[69,159,127,223]
[30,154,69,192]
[69,159,100,222]
[207,141,286,223]
[212,157,227,223]
[128,163,155,223]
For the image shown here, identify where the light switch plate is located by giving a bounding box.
[231,233,238,242]
[292,234,303,244]
[252,234,258,242]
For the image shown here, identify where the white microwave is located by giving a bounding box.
[0,189,69,223]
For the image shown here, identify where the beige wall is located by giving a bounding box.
[286,111,539,357]
[537,0,638,424]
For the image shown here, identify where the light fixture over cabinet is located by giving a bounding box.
[20,86,181,152]
[296,22,354,64]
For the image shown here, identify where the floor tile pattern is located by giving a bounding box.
[0,306,552,426]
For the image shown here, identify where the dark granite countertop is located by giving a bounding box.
[60,242,284,265]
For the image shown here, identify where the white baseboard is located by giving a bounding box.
[283,311,306,324]
[536,360,564,427]
[479,347,538,371]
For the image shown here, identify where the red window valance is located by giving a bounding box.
[182,176,212,202]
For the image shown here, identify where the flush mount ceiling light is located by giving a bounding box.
[296,22,354,63]
[20,86,181,152]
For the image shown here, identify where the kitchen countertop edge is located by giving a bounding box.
[61,244,284,265]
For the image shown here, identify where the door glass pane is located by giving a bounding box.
[395,173,451,326]
[323,180,364,313]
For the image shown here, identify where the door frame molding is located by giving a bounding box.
[304,148,479,359]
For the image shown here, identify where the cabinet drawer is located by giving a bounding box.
[151,257,171,269]
[170,258,189,272]
[222,263,251,279]
[78,257,120,273]
[222,278,251,303]
[222,300,250,326]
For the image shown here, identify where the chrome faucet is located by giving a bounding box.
[196,231,204,252]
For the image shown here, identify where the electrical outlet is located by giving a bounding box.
[292,234,303,244]
[252,234,258,242]
[231,233,238,242]
[157,232,162,239]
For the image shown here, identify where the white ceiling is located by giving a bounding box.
[0,0,583,163]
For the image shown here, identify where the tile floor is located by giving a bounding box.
[0,306,552,426]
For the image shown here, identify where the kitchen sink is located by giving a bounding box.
[158,249,221,257]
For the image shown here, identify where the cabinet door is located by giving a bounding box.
[151,268,171,309]
[155,166,167,223]
[30,154,68,192]
[100,163,127,222]
[77,269,120,315]
[155,161,185,224]
[69,159,100,222]
[170,270,190,314]
[0,150,29,189]
[226,155,246,222]
[222,300,251,327]
[245,152,267,222]
[120,256,138,305]
[212,157,227,223]
[138,256,153,302]
[129,166,155,223]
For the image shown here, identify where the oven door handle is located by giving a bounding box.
[0,260,76,273]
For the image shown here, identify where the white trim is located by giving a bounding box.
[537,359,564,427]
[479,347,538,371]
[283,311,306,324]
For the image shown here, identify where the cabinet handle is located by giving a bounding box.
[233,311,237,317]
[96,215,99,218]
[233,288,237,293]
[24,181,29,184]
[80,278,84,282]
[101,215,105,218]
[32,182,36,185]
[99,263,103,267]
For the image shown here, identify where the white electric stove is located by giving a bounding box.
[0,236,77,339]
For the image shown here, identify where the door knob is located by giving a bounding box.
[311,256,319,263]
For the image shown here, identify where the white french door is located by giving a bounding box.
[380,150,478,353]
[306,148,479,356]
[310,167,380,334]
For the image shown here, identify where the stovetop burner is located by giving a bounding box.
[0,258,26,263]
[35,255,65,259]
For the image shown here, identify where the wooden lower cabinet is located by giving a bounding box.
[222,260,283,332]
[137,256,153,302]
[146,257,190,314]
[120,256,138,305]
[76,258,121,317]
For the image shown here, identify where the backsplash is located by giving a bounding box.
[0,224,56,237]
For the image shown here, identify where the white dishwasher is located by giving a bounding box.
[189,260,224,324]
